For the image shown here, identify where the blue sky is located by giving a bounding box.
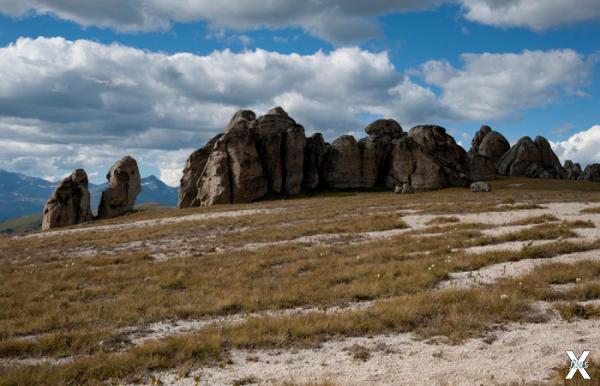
[0,1,598,186]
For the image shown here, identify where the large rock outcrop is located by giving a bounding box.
[385,125,470,189]
[42,169,93,230]
[497,136,566,179]
[179,107,591,209]
[98,156,142,219]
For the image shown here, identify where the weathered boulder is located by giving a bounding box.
[196,112,268,206]
[225,117,269,203]
[471,181,492,193]
[469,125,492,155]
[42,169,93,230]
[386,125,470,190]
[497,136,566,179]
[564,160,583,181]
[478,131,510,163]
[303,133,326,189]
[98,156,142,219]
[196,138,232,206]
[178,134,223,208]
[468,126,509,181]
[581,164,600,182]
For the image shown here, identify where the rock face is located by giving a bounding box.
[178,134,223,208]
[386,125,470,190]
[479,131,510,163]
[98,156,142,219]
[468,125,510,181]
[42,169,93,230]
[497,136,566,179]
[303,133,326,189]
[250,107,305,195]
[321,119,405,189]
[582,164,600,182]
[564,160,583,181]
[471,181,492,193]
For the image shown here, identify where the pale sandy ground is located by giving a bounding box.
[6,201,600,384]
[156,308,600,386]
[144,202,600,385]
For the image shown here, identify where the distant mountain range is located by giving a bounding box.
[0,170,178,222]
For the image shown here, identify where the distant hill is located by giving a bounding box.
[0,169,178,222]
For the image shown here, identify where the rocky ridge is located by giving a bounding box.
[178,107,598,208]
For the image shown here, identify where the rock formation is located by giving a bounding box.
[582,164,600,182]
[98,156,142,219]
[385,125,470,190]
[468,125,510,181]
[321,119,405,189]
[497,136,566,179]
[178,107,596,209]
[564,160,583,181]
[42,169,93,230]
[177,134,223,208]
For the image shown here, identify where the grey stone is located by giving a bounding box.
[42,169,93,230]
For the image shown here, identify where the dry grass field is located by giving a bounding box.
[1,177,600,385]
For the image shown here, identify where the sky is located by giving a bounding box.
[0,1,599,186]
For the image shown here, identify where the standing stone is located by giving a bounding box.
[178,134,223,208]
[42,169,93,230]
[97,156,142,219]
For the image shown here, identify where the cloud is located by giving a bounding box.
[2,1,599,44]
[460,0,600,30]
[0,0,442,45]
[420,49,594,120]
[0,37,595,184]
[551,125,600,167]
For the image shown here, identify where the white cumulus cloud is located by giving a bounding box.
[551,125,600,167]
[460,0,600,30]
[421,49,594,121]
